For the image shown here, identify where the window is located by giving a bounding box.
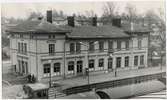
[48,35,55,39]
[117,41,121,50]
[89,42,95,52]
[54,63,61,73]
[134,56,138,66]
[30,35,34,39]
[108,58,113,69]
[21,43,24,53]
[125,40,129,50]
[70,43,75,54]
[68,61,74,71]
[25,61,28,74]
[125,56,129,67]
[18,43,21,52]
[24,43,27,54]
[99,58,104,67]
[21,61,25,73]
[89,59,94,69]
[49,44,55,55]
[48,35,52,39]
[138,39,142,49]
[99,41,104,51]
[76,42,81,53]
[20,34,23,38]
[18,60,21,73]
[108,41,113,51]
[43,64,50,74]
[116,57,121,68]
[140,55,144,65]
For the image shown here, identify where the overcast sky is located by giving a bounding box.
[1,0,165,19]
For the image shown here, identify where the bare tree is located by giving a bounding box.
[85,10,96,18]
[125,3,137,23]
[27,11,43,20]
[102,2,117,18]
[101,2,118,24]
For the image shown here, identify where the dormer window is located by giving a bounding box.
[20,34,23,38]
[48,35,55,39]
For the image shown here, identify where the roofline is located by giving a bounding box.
[66,36,131,40]
[124,31,150,33]
[6,30,71,34]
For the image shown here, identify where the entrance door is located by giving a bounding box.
[77,61,83,74]
[108,58,113,70]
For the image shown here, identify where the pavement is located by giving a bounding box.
[43,66,166,89]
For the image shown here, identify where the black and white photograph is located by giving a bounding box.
[1,0,166,99]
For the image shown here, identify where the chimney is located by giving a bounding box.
[46,10,52,23]
[112,18,121,27]
[92,17,97,26]
[67,16,75,27]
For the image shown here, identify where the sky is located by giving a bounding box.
[1,0,165,19]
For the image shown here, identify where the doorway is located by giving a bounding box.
[77,61,83,74]
[108,58,113,70]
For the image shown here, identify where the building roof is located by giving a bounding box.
[7,19,149,38]
[6,19,70,33]
[26,83,49,91]
[66,25,130,39]
[122,23,150,33]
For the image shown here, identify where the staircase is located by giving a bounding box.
[48,87,66,99]
[55,90,66,98]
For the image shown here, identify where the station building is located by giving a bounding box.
[8,10,150,81]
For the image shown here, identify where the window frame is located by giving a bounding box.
[140,55,144,65]
[54,63,61,73]
[18,42,21,53]
[43,64,51,74]
[108,58,113,69]
[134,56,138,66]
[68,61,74,72]
[117,41,121,50]
[108,41,113,51]
[89,41,95,52]
[138,39,142,49]
[125,56,129,67]
[125,40,129,50]
[99,41,104,51]
[24,43,27,54]
[98,58,104,67]
[76,42,81,53]
[89,59,95,69]
[49,44,55,55]
[116,57,121,68]
[70,43,75,54]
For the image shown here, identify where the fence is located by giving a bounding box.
[63,72,165,95]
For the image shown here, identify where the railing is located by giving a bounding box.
[63,72,165,95]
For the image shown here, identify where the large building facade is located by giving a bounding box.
[8,11,150,81]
